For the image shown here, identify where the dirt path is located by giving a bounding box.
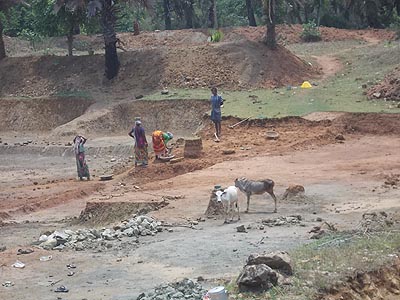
[313,55,343,80]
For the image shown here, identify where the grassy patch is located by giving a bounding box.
[144,41,400,118]
[221,231,400,300]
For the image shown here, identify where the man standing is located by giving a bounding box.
[210,87,223,142]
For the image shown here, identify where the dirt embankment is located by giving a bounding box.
[0,97,93,131]
[318,259,400,300]
[0,40,317,98]
[368,66,400,101]
[52,99,210,137]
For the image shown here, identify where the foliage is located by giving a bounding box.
[301,20,321,42]
[389,10,400,39]
[210,29,223,42]
[216,0,247,27]
[18,28,43,49]
[115,1,155,32]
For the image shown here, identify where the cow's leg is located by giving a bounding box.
[245,193,251,213]
[268,191,278,213]
[224,203,230,224]
[236,202,240,220]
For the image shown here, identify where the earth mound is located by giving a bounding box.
[367,66,400,101]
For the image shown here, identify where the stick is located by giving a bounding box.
[229,117,252,129]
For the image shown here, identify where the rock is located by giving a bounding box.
[40,238,58,250]
[161,89,169,95]
[237,264,278,292]
[373,92,381,98]
[74,242,85,251]
[335,134,345,141]
[222,149,235,155]
[246,251,293,275]
[101,229,115,240]
[124,228,135,237]
[281,185,305,200]
[39,234,48,242]
[0,246,6,252]
[236,225,247,233]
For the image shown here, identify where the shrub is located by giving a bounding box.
[301,20,322,42]
[210,30,223,43]
[389,11,400,39]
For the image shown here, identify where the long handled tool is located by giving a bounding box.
[229,116,252,129]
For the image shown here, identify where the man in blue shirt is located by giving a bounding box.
[210,87,223,141]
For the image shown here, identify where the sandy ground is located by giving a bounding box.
[1,133,400,300]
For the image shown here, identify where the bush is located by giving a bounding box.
[301,20,322,42]
[210,30,223,43]
[389,11,400,40]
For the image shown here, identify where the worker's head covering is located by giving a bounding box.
[167,132,173,139]
[135,120,141,126]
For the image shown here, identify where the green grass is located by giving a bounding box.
[222,230,400,300]
[143,40,400,118]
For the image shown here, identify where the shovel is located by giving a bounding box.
[229,116,252,129]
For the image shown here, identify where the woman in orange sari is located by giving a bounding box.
[152,130,173,159]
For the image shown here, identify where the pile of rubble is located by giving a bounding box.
[237,251,293,292]
[262,215,302,227]
[358,211,395,233]
[38,215,162,251]
[137,278,206,300]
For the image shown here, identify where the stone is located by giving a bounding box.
[335,134,345,141]
[373,92,381,98]
[281,185,305,200]
[236,225,247,233]
[39,234,48,242]
[222,149,235,155]
[40,238,58,250]
[124,228,135,237]
[74,242,84,251]
[161,89,169,95]
[237,264,278,292]
[246,251,293,275]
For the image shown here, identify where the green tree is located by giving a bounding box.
[53,0,88,56]
[0,0,24,60]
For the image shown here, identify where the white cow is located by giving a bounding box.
[215,186,240,224]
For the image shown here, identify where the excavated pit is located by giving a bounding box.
[0,97,94,132]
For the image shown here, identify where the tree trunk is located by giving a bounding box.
[245,0,257,26]
[184,0,194,28]
[67,29,74,56]
[163,0,172,30]
[0,19,6,60]
[294,2,302,23]
[365,0,381,28]
[102,0,120,80]
[316,0,322,26]
[213,0,218,29]
[264,0,277,49]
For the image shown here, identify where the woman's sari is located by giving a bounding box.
[152,130,166,156]
[74,136,90,180]
[133,125,148,166]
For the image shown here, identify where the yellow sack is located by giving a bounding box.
[301,81,312,88]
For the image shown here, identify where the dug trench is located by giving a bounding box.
[1,96,400,223]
